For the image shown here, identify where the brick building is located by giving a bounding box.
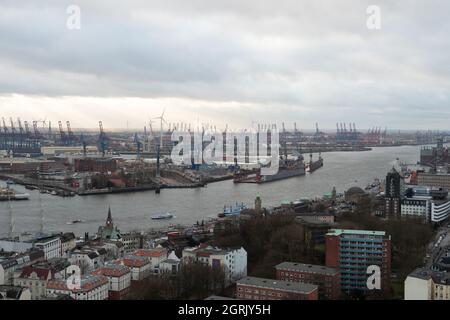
[275,262,341,300]
[236,276,318,300]
[326,229,391,295]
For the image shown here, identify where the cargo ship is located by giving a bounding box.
[0,188,30,201]
[234,155,305,184]
[218,203,247,218]
[306,153,323,173]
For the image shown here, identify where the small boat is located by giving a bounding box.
[66,219,84,225]
[0,188,30,201]
[13,193,30,200]
[151,212,174,220]
[6,180,14,185]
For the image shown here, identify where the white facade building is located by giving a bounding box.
[431,200,450,223]
[405,268,450,300]
[92,264,131,300]
[35,237,61,260]
[182,245,247,284]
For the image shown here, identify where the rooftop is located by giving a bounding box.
[237,276,318,294]
[92,264,130,277]
[275,262,339,276]
[326,229,386,237]
[47,275,109,292]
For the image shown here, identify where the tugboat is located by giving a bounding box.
[151,212,174,220]
[218,203,247,218]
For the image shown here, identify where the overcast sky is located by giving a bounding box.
[0,0,449,130]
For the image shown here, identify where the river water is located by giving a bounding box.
[0,145,421,237]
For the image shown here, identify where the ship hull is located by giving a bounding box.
[258,167,305,183]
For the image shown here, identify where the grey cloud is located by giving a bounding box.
[0,0,450,129]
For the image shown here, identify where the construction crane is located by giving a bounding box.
[17,118,24,136]
[134,133,142,159]
[80,134,87,157]
[9,118,17,148]
[58,121,68,145]
[48,121,52,140]
[33,121,42,139]
[66,121,76,145]
[98,121,109,156]
[24,121,31,137]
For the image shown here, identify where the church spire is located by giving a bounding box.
[106,206,113,228]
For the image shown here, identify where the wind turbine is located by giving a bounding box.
[152,109,167,178]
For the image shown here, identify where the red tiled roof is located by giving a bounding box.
[134,248,167,258]
[47,275,109,293]
[92,264,130,278]
[114,257,148,268]
[19,266,53,281]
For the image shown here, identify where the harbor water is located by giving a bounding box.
[0,145,421,237]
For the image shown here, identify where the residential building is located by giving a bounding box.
[59,233,76,258]
[182,245,247,284]
[160,251,181,275]
[236,276,318,300]
[14,266,54,300]
[325,229,391,295]
[121,232,144,255]
[69,249,107,274]
[34,236,61,260]
[46,275,109,300]
[0,249,44,285]
[275,262,341,300]
[405,268,450,300]
[114,256,150,281]
[133,247,168,273]
[0,285,31,300]
[92,264,131,300]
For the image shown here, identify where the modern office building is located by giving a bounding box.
[401,186,450,222]
[325,229,391,295]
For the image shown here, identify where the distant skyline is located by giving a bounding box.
[1,1,450,129]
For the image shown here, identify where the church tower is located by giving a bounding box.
[106,206,113,228]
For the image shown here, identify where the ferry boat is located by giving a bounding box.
[151,212,175,220]
[0,188,30,201]
[218,203,247,218]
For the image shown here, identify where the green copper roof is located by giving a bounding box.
[326,229,386,237]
